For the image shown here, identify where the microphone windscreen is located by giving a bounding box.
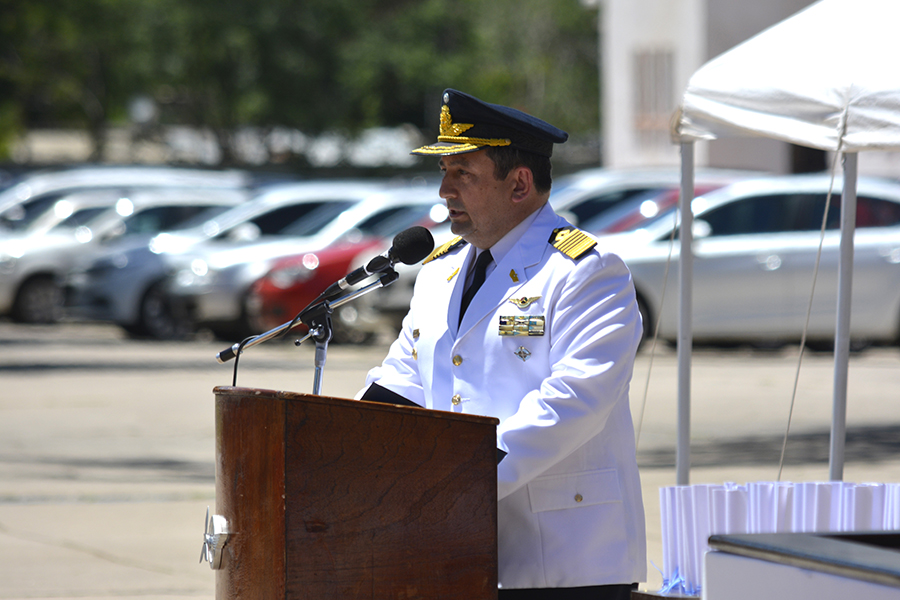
[391,226,434,264]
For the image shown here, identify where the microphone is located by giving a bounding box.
[320,226,434,297]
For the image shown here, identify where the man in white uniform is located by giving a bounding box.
[359,89,646,599]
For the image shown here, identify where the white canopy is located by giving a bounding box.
[675,0,900,152]
[670,0,900,484]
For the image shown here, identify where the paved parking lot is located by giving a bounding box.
[1,321,898,598]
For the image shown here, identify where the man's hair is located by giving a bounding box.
[485,146,553,193]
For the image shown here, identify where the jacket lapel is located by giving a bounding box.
[457,204,562,334]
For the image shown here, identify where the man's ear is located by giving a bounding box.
[510,166,533,204]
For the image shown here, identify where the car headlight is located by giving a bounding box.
[174,259,215,288]
[0,253,16,274]
[268,254,320,290]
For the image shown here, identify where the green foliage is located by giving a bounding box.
[0,0,600,163]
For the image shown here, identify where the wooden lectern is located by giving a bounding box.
[214,386,500,600]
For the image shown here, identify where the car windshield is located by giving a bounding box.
[49,206,110,231]
[0,193,70,232]
[578,189,673,233]
[165,205,234,231]
[356,204,437,238]
[562,187,670,227]
[270,200,358,237]
[120,204,233,234]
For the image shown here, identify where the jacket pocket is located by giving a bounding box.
[527,468,622,513]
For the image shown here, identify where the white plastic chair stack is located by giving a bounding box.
[658,481,900,595]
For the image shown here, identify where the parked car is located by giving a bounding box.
[549,167,758,227]
[66,180,382,339]
[246,239,386,343]
[349,222,457,334]
[246,189,448,342]
[169,183,447,341]
[602,174,900,347]
[0,187,249,323]
[0,165,252,232]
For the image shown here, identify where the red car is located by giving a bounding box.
[246,237,394,343]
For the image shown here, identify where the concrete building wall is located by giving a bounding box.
[601,0,818,173]
[602,0,705,168]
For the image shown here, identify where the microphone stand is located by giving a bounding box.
[217,269,399,394]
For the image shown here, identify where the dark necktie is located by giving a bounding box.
[459,250,493,325]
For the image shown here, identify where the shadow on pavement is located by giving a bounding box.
[638,424,900,468]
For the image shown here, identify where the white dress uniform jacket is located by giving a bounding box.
[360,202,646,589]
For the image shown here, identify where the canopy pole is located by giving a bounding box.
[829,152,857,481]
[677,141,695,486]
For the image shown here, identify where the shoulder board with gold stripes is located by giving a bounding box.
[422,236,467,264]
[549,227,596,260]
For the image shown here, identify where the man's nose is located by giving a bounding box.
[439,176,455,200]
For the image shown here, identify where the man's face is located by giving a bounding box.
[438,150,516,249]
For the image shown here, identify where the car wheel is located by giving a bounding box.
[11,276,64,324]
[242,289,267,336]
[331,305,375,345]
[635,295,653,349]
[137,282,194,340]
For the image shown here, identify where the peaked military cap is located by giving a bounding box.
[411,89,568,158]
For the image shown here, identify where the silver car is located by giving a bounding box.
[549,167,759,227]
[0,187,249,323]
[603,174,900,347]
[0,165,251,230]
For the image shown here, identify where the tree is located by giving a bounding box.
[0,0,600,165]
[0,0,156,160]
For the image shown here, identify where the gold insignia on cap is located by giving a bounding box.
[440,105,474,137]
[499,316,545,336]
[509,296,540,309]
[509,269,519,282]
[433,105,511,150]
[423,236,466,264]
[550,227,596,260]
